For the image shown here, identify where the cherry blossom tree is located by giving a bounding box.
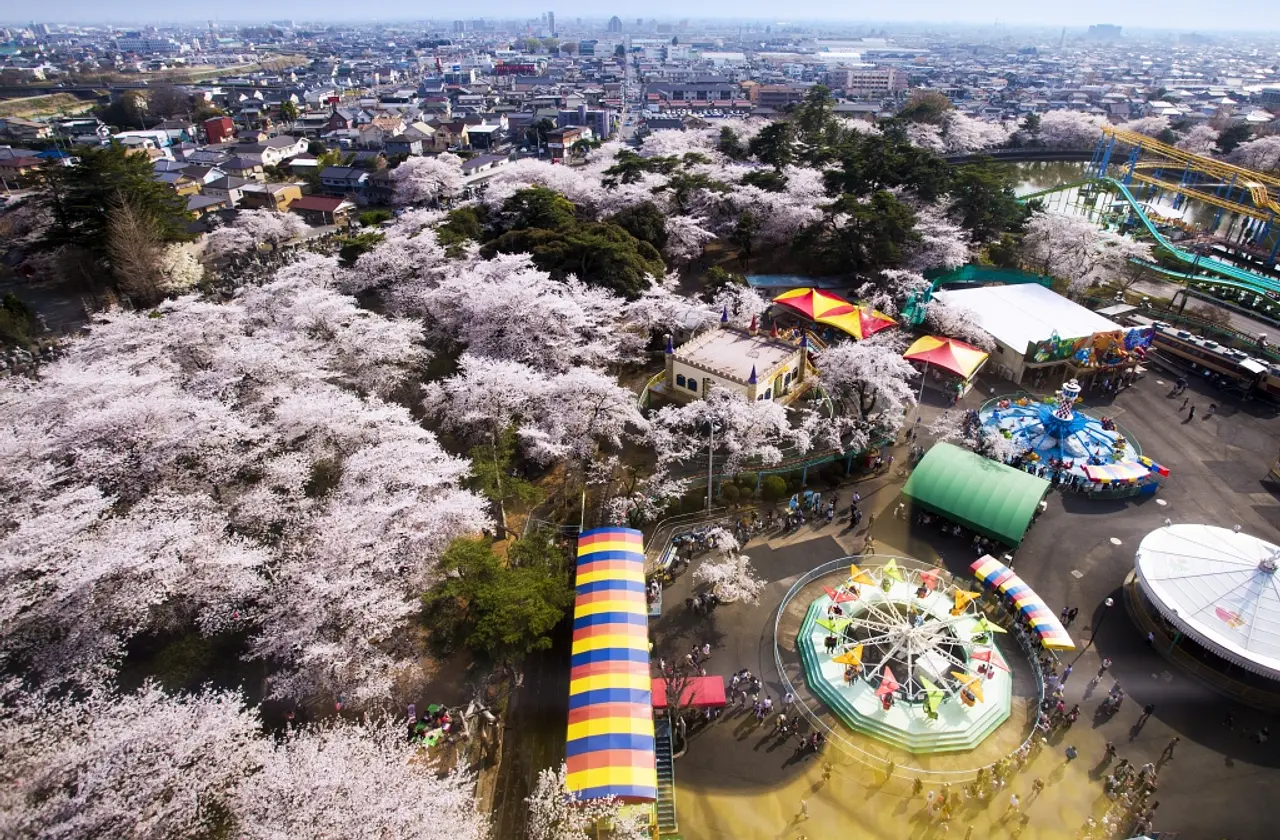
[415,254,638,371]
[1021,212,1155,293]
[640,127,720,159]
[423,353,548,441]
[392,152,465,207]
[233,715,488,840]
[646,386,808,476]
[204,208,309,263]
[0,265,486,706]
[663,214,718,263]
[1175,124,1220,156]
[526,763,651,840]
[1227,135,1280,172]
[621,278,721,336]
[1118,116,1170,138]
[0,680,264,840]
[929,408,1022,462]
[1036,111,1107,150]
[904,121,945,154]
[813,335,917,435]
[900,199,970,273]
[342,210,456,296]
[691,528,766,605]
[518,367,648,468]
[710,284,772,329]
[939,112,1013,154]
[924,298,995,351]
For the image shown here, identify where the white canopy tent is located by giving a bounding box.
[1135,524,1280,679]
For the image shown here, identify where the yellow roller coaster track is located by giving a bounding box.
[1101,126,1280,217]
[1126,171,1271,219]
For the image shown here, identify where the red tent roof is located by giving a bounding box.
[651,677,727,709]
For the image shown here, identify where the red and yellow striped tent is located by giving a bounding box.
[772,287,897,340]
[566,527,658,802]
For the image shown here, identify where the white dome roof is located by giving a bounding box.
[1135,524,1280,679]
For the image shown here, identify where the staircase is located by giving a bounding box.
[653,717,678,835]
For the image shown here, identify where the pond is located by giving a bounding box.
[747,274,847,290]
[1004,160,1244,239]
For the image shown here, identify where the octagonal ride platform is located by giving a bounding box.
[796,570,1013,755]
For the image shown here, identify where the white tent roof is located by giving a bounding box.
[1135,524,1280,679]
[932,284,1121,354]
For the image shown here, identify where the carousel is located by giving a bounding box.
[1135,524,1280,680]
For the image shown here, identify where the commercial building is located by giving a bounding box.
[931,283,1150,387]
[828,66,908,99]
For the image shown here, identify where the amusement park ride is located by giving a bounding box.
[1018,127,1280,303]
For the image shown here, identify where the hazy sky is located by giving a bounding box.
[21,0,1280,32]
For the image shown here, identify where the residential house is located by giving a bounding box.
[0,156,44,187]
[327,108,372,132]
[184,149,232,167]
[239,182,303,212]
[385,134,423,156]
[156,119,198,144]
[235,135,308,167]
[318,165,369,196]
[461,153,511,178]
[466,123,504,150]
[288,153,320,176]
[222,157,266,181]
[365,169,396,205]
[154,171,202,196]
[180,165,226,187]
[0,118,52,141]
[187,194,230,217]
[202,116,235,144]
[431,120,471,150]
[545,126,586,159]
[289,195,355,227]
[203,175,252,208]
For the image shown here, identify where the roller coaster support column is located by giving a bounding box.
[1122,146,1140,186]
[1094,135,1117,177]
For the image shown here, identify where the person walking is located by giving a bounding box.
[1064,745,1078,762]
[1097,658,1112,679]
[1138,703,1155,726]
[797,798,809,821]
[1067,607,1079,625]
[1005,792,1020,816]
[1161,736,1180,760]
[1180,396,1189,410]
[1188,405,1196,420]
[1060,606,1070,623]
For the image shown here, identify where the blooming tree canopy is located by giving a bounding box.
[1227,135,1280,172]
[691,528,766,605]
[233,716,488,840]
[204,208,309,263]
[1174,124,1220,156]
[1021,212,1154,293]
[1036,111,1107,150]
[525,763,650,840]
[392,152,465,207]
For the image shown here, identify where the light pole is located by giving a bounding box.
[1071,596,1114,665]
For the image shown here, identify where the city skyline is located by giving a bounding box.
[7,7,1280,32]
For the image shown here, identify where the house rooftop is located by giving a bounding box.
[674,328,800,385]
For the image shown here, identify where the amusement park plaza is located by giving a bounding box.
[633,363,1280,840]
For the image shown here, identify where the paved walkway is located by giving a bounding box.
[661,371,1280,840]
